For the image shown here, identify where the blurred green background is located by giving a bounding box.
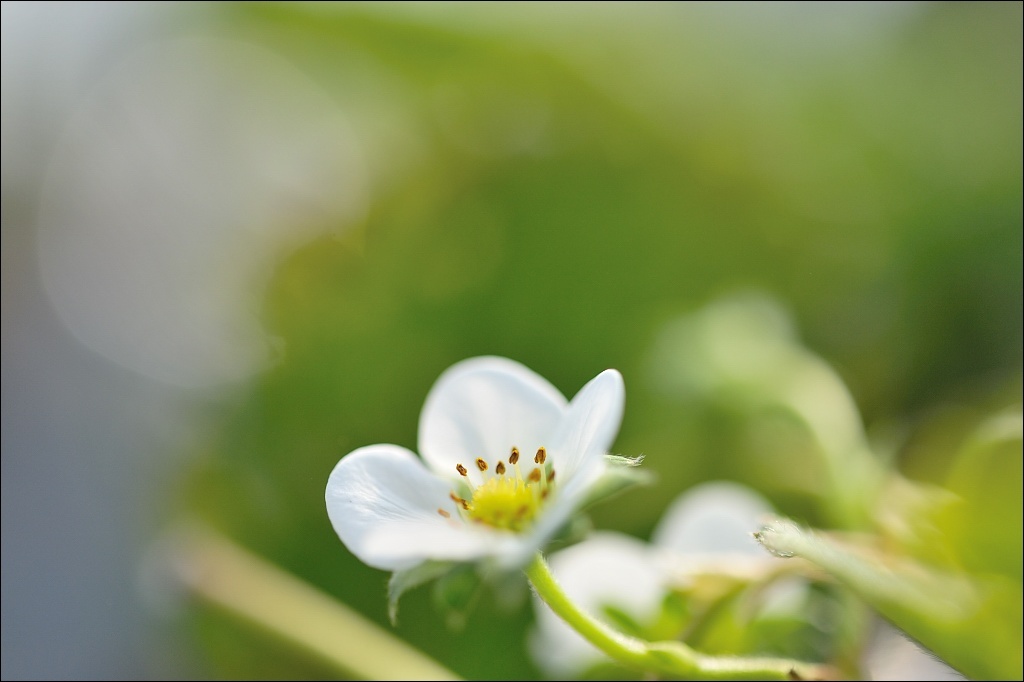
[1,2,1020,679]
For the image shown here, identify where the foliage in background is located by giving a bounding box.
[175,3,1022,678]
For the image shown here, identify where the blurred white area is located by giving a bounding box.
[864,621,963,681]
[2,2,161,193]
[2,3,366,677]
[652,480,774,557]
[36,36,367,387]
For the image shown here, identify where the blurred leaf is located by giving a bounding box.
[941,411,1023,580]
[601,604,648,639]
[754,519,1022,679]
[649,295,883,528]
[647,591,690,643]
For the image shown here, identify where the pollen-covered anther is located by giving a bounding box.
[445,444,560,532]
[437,508,451,518]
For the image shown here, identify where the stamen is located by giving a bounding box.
[445,444,560,533]
[535,456,550,494]
[510,447,524,482]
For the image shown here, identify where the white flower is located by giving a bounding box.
[653,482,781,581]
[325,356,625,572]
[530,481,787,678]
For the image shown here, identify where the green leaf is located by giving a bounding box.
[387,561,455,626]
[754,518,1022,680]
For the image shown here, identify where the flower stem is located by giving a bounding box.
[524,552,832,680]
[167,526,460,681]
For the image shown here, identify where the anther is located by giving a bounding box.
[528,468,542,483]
[495,461,507,475]
[534,447,547,465]
[437,508,451,518]
[456,463,468,477]
[509,447,520,465]
[450,492,470,510]
[476,458,488,472]
[547,469,556,482]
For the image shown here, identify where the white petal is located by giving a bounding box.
[513,370,623,553]
[509,451,607,571]
[549,369,624,480]
[325,445,493,570]
[530,532,664,678]
[418,356,566,485]
[652,481,774,557]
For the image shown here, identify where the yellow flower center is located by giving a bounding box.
[438,446,555,532]
[468,476,541,531]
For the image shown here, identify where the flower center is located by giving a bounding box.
[439,446,555,532]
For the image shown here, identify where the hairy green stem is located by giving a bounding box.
[525,552,831,680]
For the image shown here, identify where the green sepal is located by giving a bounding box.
[580,454,654,510]
[387,560,455,626]
[431,563,483,630]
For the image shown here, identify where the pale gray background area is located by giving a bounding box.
[2,4,193,678]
